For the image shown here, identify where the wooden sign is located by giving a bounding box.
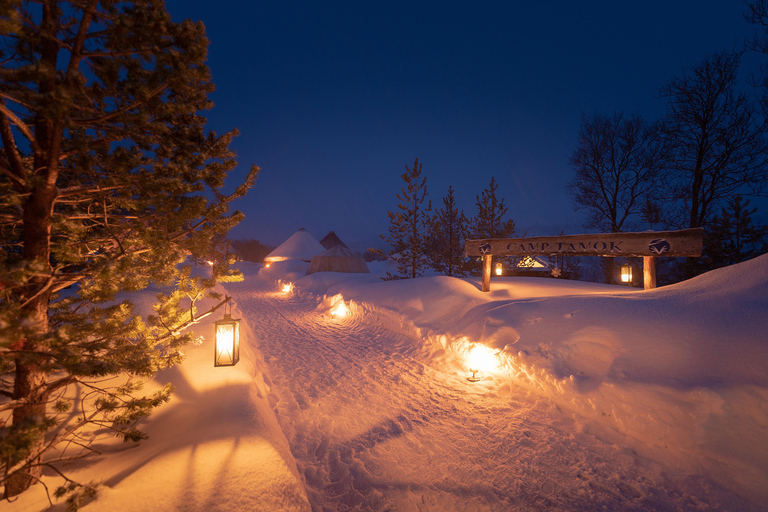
[465,228,703,258]
[465,228,704,292]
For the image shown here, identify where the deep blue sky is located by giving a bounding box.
[165,0,758,251]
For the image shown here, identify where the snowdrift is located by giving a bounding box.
[288,255,768,504]
[6,273,310,512]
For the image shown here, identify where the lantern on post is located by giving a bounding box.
[214,301,240,367]
[495,262,503,276]
[620,263,633,285]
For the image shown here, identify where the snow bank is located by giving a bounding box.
[285,256,768,505]
[7,274,309,512]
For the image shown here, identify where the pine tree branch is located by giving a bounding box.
[0,102,42,158]
[0,108,28,189]
[56,184,125,200]
[64,0,99,83]
[73,82,168,125]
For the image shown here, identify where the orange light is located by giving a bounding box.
[466,345,498,381]
[621,263,632,284]
[214,313,240,367]
[330,300,348,318]
[282,283,293,294]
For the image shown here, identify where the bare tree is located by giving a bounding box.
[656,50,768,230]
[567,112,662,233]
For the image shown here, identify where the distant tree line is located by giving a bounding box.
[230,239,275,263]
[568,2,768,282]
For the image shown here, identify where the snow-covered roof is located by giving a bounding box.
[264,229,325,263]
[319,231,348,250]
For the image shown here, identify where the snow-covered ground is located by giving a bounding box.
[7,255,768,511]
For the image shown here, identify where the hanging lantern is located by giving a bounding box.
[214,303,240,367]
[620,263,632,284]
[495,262,503,276]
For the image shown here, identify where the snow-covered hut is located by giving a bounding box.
[319,231,349,250]
[306,245,370,275]
[264,229,325,264]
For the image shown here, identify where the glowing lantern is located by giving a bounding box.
[206,260,214,267]
[495,262,503,276]
[214,305,240,367]
[330,300,348,318]
[620,263,632,284]
[466,345,497,382]
[264,263,271,268]
[282,283,293,294]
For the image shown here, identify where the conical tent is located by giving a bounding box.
[306,245,370,275]
[264,229,325,263]
[319,231,349,250]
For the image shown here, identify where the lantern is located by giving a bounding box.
[330,300,348,318]
[466,345,497,382]
[495,262,503,276]
[620,263,632,284]
[282,283,293,294]
[214,304,240,367]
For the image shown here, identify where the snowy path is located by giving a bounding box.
[225,277,756,512]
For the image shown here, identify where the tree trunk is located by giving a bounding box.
[4,362,47,498]
[5,183,56,497]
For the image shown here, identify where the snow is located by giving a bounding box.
[264,229,325,263]
[6,255,768,511]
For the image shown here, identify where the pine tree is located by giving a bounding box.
[0,1,257,502]
[469,177,515,274]
[470,177,515,239]
[381,158,431,279]
[705,195,767,268]
[429,186,469,276]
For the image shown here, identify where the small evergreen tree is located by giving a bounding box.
[429,186,469,276]
[705,195,767,268]
[470,177,515,239]
[640,199,663,230]
[0,1,257,503]
[381,158,431,279]
[469,177,515,274]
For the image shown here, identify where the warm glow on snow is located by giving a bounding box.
[282,283,293,293]
[330,300,349,318]
[467,344,499,375]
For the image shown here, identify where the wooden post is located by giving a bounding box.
[643,256,656,290]
[481,254,492,292]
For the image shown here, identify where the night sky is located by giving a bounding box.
[164,1,757,251]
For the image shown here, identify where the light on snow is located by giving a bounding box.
[466,344,499,381]
[282,283,294,294]
[330,300,349,318]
